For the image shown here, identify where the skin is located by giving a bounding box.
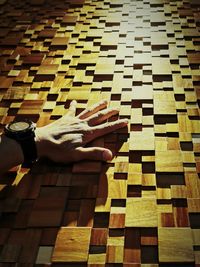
[0,100,128,173]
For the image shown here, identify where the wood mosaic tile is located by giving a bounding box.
[35,246,53,264]
[50,37,69,48]
[0,0,200,265]
[158,228,194,263]
[126,198,157,227]
[52,227,91,262]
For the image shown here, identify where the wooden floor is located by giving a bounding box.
[0,0,200,266]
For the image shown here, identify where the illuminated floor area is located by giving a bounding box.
[0,0,200,265]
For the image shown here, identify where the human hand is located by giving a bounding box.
[35,100,128,163]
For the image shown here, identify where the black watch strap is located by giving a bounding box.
[18,133,38,167]
[4,120,38,167]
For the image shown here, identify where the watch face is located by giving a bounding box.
[9,121,30,132]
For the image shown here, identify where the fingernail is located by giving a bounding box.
[71,100,77,105]
[103,150,113,161]
[101,100,108,105]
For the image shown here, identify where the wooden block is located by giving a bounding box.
[2,196,21,212]
[40,228,58,246]
[15,173,41,199]
[160,212,175,227]
[171,185,187,199]
[0,35,22,46]
[194,251,200,264]
[142,174,156,186]
[188,198,200,212]
[107,178,127,199]
[124,228,140,263]
[129,130,155,151]
[62,15,78,24]
[152,58,171,75]
[88,254,106,264]
[107,235,124,247]
[90,228,108,246]
[126,198,157,227]
[28,187,68,227]
[52,227,91,262]
[97,173,127,199]
[167,137,180,150]
[78,199,95,227]
[51,37,69,47]
[154,101,176,115]
[192,229,200,246]
[23,54,45,65]
[38,29,57,38]
[0,77,14,90]
[95,198,111,213]
[106,245,124,263]
[0,0,7,4]
[158,228,194,262]
[151,32,168,47]
[141,228,158,246]
[7,69,20,77]
[95,58,115,75]
[156,151,183,172]
[36,246,53,264]
[114,162,129,173]
[62,211,79,226]
[109,213,125,228]
[31,0,45,5]
[37,64,58,75]
[19,229,42,263]
[14,200,33,228]
[72,161,102,173]
[133,85,153,100]
[0,228,10,245]
[173,206,190,227]
[185,173,200,198]
[70,173,98,186]
[0,244,21,263]
[128,172,142,185]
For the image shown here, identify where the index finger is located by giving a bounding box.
[77,100,108,119]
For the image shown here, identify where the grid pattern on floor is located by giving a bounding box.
[0,0,200,266]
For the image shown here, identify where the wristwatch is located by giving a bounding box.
[4,119,38,167]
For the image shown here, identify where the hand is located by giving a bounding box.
[35,100,128,163]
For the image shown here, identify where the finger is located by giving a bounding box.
[67,100,77,117]
[86,108,119,126]
[77,100,108,119]
[89,119,128,140]
[75,147,113,161]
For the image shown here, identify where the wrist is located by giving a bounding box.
[0,134,24,172]
[5,135,24,164]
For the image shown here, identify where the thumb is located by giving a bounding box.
[75,147,113,161]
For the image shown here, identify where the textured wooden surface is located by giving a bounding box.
[0,0,200,266]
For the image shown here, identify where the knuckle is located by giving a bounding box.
[81,121,90,130]
[84,126,94,135]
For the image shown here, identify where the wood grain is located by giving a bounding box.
[52,227,91,262]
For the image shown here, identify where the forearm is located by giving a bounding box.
[0,134,24,173]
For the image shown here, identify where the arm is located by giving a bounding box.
[0,134,24,173]
[0,100,128,173]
